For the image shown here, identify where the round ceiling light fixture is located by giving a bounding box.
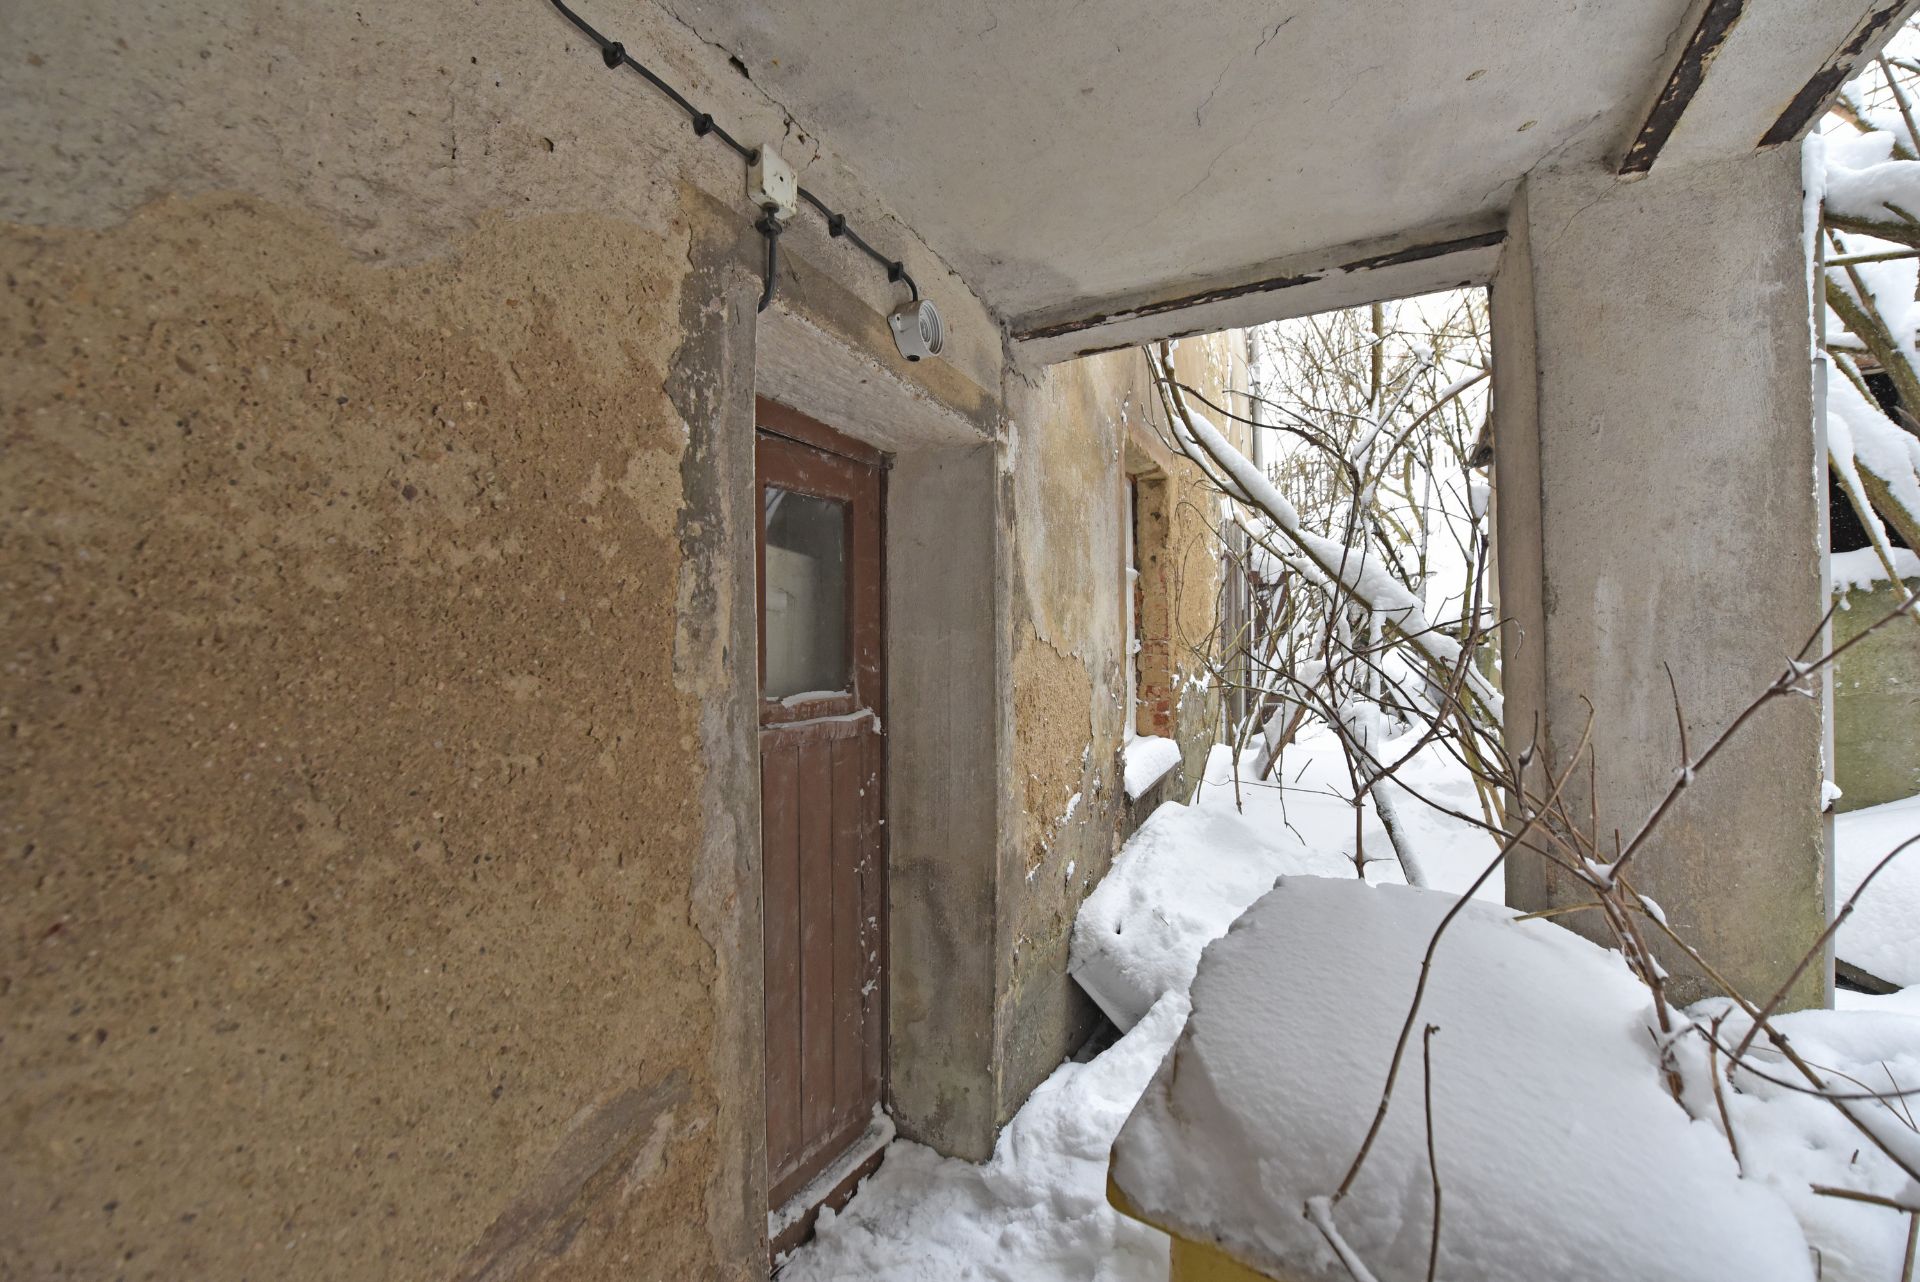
[888,298,944,363]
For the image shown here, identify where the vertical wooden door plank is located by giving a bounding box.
[858,727,886,1105]
[797,738,835,1151]
[760,738,802,1186]
[830,732,864,1131]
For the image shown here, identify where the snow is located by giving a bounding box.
[1074,732,1500,1030]
[777,992,1189,1282]
[1121,735,1181,800]
[1830,372,1920,545]
[1835,792,1920,986]
[1688,999,1920,1282]
[771,1109,895,1241]
[1073,749,1358,1029]
[784,710,1920,1282]
[1163,379,1502,721]
[1825,158,1920,229]
[1110,877,1816,1282]
[1833,545,1920,593]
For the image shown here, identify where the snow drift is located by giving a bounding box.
[1110,876,1814,1282]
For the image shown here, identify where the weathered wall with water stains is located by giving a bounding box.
[0,1,997,1277]
[2,1,1257,1270]
[997,335,1248,1110]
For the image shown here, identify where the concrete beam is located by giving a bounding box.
[1012,222,1503,366]
[1493,146,1827,1008]
[1623,0,1920,175]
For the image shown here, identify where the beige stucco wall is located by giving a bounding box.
[998,334,1246,1107]
[2,0,1252,1272]
[0,1,999,1277]
[2,188,751,1281]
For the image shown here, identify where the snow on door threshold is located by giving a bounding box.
[769,1108,895,1246]
[775,995,1188,1282]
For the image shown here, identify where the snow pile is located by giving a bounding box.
[1822,124,1920,552]
[1073,750,1357,1028]
[1687,999,1920,1282]
[1122,735,1182,800]
[1835,792,1920,986]
[1074,735,1499,1030]
[1825,157,1920,228]
[778,993,1188,1282]
[1110,877,1814,1282]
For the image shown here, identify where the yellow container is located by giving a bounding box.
[1107,1175,1288,1282]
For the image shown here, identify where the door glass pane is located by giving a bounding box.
[763,487,849,700]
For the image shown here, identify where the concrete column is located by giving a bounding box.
[886,444,1008,1160]
[1492,145,1827,1008]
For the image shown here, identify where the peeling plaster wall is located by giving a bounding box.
[997,333,1246,1105]
[0,190,743,1282]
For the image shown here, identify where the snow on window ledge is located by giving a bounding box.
[1122,735,1182,801]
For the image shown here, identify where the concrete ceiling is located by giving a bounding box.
[666,0,1911,356]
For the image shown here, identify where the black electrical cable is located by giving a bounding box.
[754,213,783,313]
[547,0,920,306]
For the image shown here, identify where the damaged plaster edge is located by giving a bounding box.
[1617,0,1748,177]
[1759,0,1920,147]
[668,217,769,1276]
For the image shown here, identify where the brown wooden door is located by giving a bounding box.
[755,400,887,1211]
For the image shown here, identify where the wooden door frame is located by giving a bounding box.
[753,397,891,1234]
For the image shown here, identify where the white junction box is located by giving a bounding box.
[749,145,797,223]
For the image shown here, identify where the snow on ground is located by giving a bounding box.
[1694,999,1920,1282]
[1835,792,1920,986]
[781,720,1501,1279]
[1112,877,1815,1282]
[1074,727,1499,1030]
[783,710,1920,1282]
[777,993,1188,1282]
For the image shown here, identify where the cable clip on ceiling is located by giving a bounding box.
[548,0,943,360]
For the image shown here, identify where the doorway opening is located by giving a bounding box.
[754,399,890,1254]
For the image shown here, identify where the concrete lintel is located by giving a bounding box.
[1011,223,1503,366]
[756,304,990,452]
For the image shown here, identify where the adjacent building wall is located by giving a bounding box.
[998,335,1248,1114]
[1832,570,1920,813]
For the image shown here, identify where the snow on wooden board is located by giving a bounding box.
[1122,734,1182,800]
[1835,792,1920,987]
[1110,877,1813,1282]
[1074,737,1500,1031]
